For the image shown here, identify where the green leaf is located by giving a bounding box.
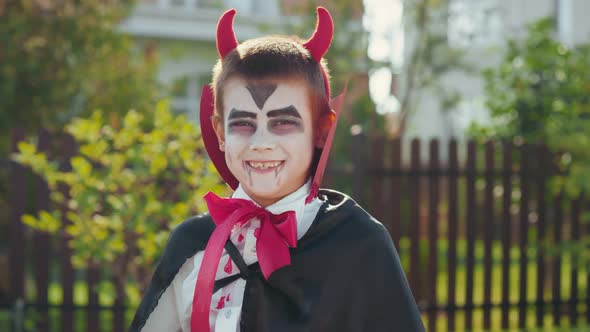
[70,156,93,178]
[21,214,39,228]
[149,154,168,175]
[13,102,220,290]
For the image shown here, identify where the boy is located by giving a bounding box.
[130,7,424,332]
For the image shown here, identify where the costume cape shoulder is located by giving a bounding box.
[130,189,425,332]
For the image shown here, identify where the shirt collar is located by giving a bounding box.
[232,179,312,228]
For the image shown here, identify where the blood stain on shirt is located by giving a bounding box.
[224,257,232,274]
[216,296,226,309]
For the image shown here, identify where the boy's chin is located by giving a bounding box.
[237,173,308,206]
[241,181,300,207]
[242,185,282,202]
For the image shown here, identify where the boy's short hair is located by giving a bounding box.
[211,36,331,121]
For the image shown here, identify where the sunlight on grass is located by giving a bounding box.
[47,280,141,307]
[412,237,589,331]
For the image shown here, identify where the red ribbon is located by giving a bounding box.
[190,192,298,332]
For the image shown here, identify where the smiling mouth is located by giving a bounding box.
[246,160,284,170]
[244,160,284,186]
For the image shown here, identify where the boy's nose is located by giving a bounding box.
[248,127,276,151]
[249,141,275,151]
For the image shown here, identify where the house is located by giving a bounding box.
[391,0,590,162]
[400,0,590,143]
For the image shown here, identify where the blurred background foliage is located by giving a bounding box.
[0,0,161,146]
[281,0,367,95]
[398,0,472,136]
[0,0,162,256]
[471,18,590,198]
[0,0,225,294]
[11,102,224,291]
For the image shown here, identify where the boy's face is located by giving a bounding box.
[214,76,320,207]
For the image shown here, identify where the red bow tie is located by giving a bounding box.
[190,192,298,332]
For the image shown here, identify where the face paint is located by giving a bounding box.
[222,77,315,207]
[246,83,277,109]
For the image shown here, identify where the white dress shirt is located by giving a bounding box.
[142,180,323,331]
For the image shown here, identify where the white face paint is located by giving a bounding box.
[220,77,315,207]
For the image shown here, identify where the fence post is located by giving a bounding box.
[113,279,126,332]
[570,195,582,325]
[501,141,512,329]
[465,140,476,329]
[483,141,495,329]
[447,139,458,331]
[9,128,27,311]
[390,138,402,252]
[32,128,51,332]
[447,139,459,331]
[552,193,563,325]
[60,133,77,332]
[369,136,385,226]
[350,132,367,207]
[408,139,421,302]
[535,143,548,327]
[426,139,439,332]
[518,143,530,328]
[87,264,101,332]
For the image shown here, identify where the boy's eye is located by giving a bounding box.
[228,120,256,134]
[270,119,300,132]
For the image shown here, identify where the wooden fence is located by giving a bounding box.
[2,128,589,331]
[333,134,590,332]
[4,128,129,332]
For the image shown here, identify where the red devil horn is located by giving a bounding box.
[216,9,238,58]
[302,7,334,62]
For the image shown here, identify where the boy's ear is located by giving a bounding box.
[212,114,225,151]
[314,110,335,148]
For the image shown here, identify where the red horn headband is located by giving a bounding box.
[216,7,333,62]
[303,7,334,61]
[216,9,238,58]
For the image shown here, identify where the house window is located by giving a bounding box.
[448,0,502,48]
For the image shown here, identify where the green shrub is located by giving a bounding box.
[471,18,590,198]
[12,101,226,291]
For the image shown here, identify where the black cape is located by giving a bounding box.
[130,189,425,331]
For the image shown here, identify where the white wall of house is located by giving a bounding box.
[398,0,590,162]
